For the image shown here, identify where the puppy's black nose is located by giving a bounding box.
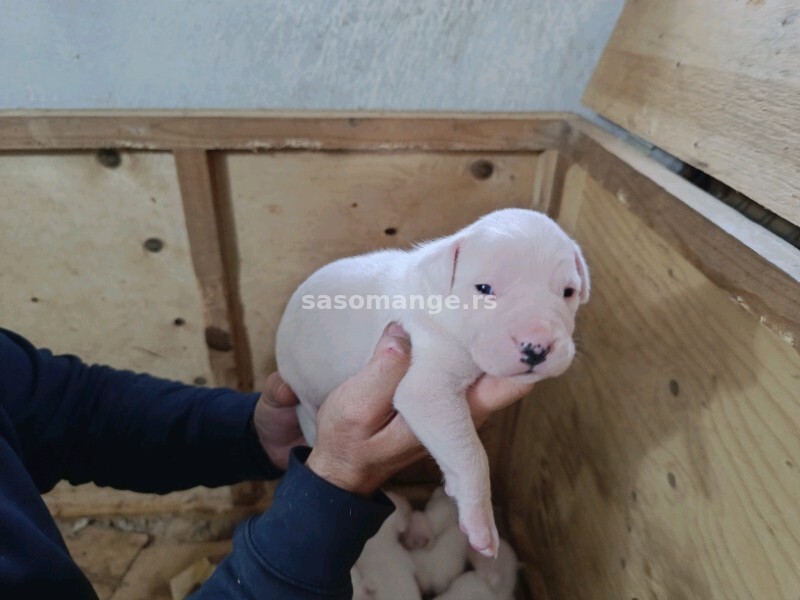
[521,342,550,367]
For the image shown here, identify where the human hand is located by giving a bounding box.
[306,323,425,496]
[253,372,307,471]
[466,375,535,428]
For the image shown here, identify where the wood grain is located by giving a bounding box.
[561,120,800,354]
[110,541,232,600]
[504,164,800,599]
[174,149,253,391]
[63,525,149,600]
[531,149,570,216]
[0,112,569,151]
[584,0,800,225]
[0,151,213,382]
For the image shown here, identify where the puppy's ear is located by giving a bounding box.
[417,237,463,296]
[574,245,590,304]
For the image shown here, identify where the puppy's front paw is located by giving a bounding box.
[459,502,499,558]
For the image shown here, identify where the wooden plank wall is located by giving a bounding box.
[502,158,800,598]
[584,0,800,226]
[2,113,799,600]
[0,151,213,384]
[0,114,562,512]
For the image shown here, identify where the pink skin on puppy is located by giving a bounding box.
[277,209,590,557]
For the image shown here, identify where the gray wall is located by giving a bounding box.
[0,0,623,113]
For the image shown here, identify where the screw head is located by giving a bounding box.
[97,148,122,168]
[469,159,494,180]
[144,238,164,253]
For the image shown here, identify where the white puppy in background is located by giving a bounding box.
[405,488,469,595]
[433,539,518,600]
[352,492,420,600]
[411,525,470,596]
[401,487,458,550]
[433,571,496,600]
[277,208,590,556]
[467,539,519,599]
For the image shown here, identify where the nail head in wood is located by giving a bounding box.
[96,148,121,168]
[470,159,494,180]
[144,238,164,253]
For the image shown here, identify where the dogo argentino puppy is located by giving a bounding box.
[277,208,590,557]
[351,492,420,600]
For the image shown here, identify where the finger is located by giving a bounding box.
[467,375,534,424]
[346,322,411,424]
[261,372,299,408]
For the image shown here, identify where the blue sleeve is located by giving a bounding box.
[193,447,394,599]
[0,328,282,493]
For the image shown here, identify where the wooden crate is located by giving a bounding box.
[1,5,799,597]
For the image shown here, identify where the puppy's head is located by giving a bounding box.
[417,208,589,382]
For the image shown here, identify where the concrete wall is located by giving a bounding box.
[0,0,624,113]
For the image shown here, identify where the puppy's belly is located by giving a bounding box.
[276,252,404,442]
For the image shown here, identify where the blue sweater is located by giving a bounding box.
[0,329,393,598]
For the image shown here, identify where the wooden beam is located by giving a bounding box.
[531,149,570,217]
[173,149,259,506]
[174,149,253,390]
[0,111,569,151]
[560,119,800,354]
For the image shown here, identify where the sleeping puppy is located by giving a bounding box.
[433,571,496,600]
[401,487,458,551]
[467,538,519,599]
[401,488,468,594]
[434,539,518,600]
[277,208,590,556]
[352,492,420,600]
[411,525,470,595]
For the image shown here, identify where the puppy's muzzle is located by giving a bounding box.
[520,342,550,368]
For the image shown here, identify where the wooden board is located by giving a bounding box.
[0,112,569,152]
[561,121,800,353]
[0,151,213,383]
[110,541,232,600]
[62,525,149,600]
[584,0,800,225]
[44,481,237,519]
[503,164,800,599]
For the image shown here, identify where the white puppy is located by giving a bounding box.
[401,487,458,550]
[467,538,519,599]
[399,487,469,594]
[434,539,519,600]
[352,492,421,600]
[277,208,590,556]
[433,571,497,600]
[411,524,470,595]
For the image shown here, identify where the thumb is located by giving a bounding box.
[348,323,411,415]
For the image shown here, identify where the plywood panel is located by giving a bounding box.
[0,151,213,383]
[505,165,800,599]
[584,0,800,225]
[230,151,540,380]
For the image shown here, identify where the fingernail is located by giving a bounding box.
[386,322,409,340]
